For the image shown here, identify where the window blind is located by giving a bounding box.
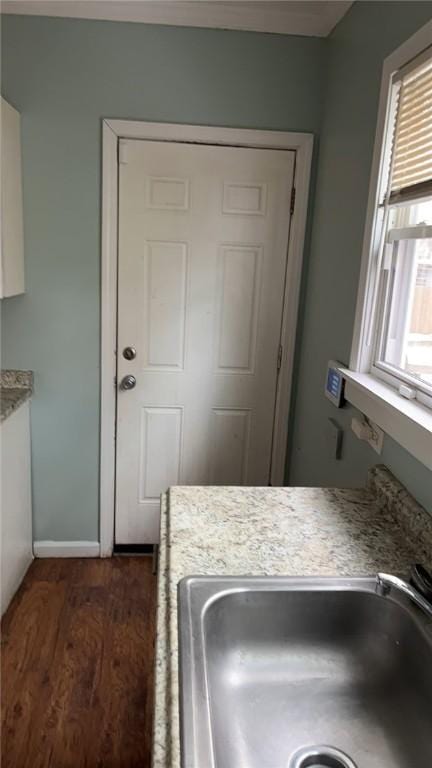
[390,53,432,203]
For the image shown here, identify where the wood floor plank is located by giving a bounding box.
[1,557,156,768]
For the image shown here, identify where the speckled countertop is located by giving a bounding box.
[152,465,432,768]
[0,370,33,422]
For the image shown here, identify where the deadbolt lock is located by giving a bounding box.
[123,346,137,361]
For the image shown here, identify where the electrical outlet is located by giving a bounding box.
[351,414,384,454]
[367,418,384,454]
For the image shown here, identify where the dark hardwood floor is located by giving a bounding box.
[1,557,156,768]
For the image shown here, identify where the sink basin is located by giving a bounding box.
[178,576,432,768]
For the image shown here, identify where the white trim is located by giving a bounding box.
[346,20,432,470]
[340,369,432,471]
[387,224,432,243]
[270,138,313,485]
[33,541,101,558]
[100,119,313,549]
[350,19,432,374]
[104,120,314,154]
[1,1,353,38]
[100,121,118,558]
[372,362,432,403]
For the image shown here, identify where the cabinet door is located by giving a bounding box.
[1,402,33,615]
[1,97,25,297]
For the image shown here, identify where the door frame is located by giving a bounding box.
[100,119,313,556]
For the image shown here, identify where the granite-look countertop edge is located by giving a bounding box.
[0,370,33,423]
[0,369,33,389]
[369,464,432,561]
[153,493,171,768]
[152,470,432,768]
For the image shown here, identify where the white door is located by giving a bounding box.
[116,139,295,544]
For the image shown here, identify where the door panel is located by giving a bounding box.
[209,409,251,485]
[138,407,183,500]
[216,244,262,372]
[116,140,295,543]
[143,240,188,369]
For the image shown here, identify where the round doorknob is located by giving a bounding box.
[123,346,136,361]
[120,374,136,391]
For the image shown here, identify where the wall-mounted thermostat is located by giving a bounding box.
[325,360,345,407]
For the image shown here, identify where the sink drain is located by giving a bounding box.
[289,745,358,768]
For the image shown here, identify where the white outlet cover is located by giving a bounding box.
[367,418,384,455]
[351,413,384,454]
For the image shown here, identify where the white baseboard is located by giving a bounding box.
[33,541,101,558]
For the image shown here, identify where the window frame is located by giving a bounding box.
[346,20,432,471]
[371,208,432,408]
[350,21,432,409]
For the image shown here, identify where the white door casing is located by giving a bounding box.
[115,139,295,543]
[100,121,313,556]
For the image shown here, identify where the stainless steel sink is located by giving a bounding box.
[178,576,432,768]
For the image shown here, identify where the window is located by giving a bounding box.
[370,48,432,407]
[347,24,432,470]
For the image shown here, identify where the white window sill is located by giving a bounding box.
[339,369,432,471]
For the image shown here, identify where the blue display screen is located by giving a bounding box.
[326,368,341,398]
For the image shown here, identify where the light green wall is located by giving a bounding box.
[289,1,432,512]
[2,5,432,543]
[0,15,326,540]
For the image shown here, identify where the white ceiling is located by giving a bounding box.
[0,1,354,37]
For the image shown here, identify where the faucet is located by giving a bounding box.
[376,571,432,620]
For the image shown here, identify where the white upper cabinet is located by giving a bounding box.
[1,97,25,298]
